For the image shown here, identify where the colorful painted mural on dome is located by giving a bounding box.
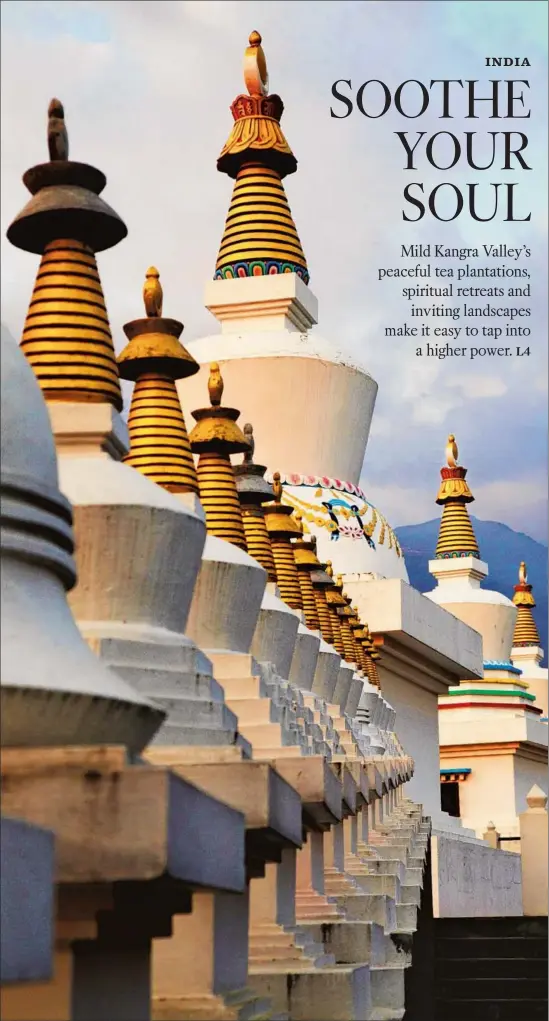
[266,471,402,558]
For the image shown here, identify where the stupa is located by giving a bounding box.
[175,30,490,829]
[178,30,406,583]
[510,562,548,719]
[426,436,549,838]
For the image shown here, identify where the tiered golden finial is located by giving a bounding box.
[335,576,360,666]
[293,533,337,646]
[512,561,541,646]
[189,364,250,549]
[234,423,276,580]
[349,607,370,674]
[8,99,126,409]
[434,434,480,559]
[361,624,382,688]
[214,31,308,283]
[118,268,199,493]
[323,563,348,659]
[263,472,303,610]
[292,516,322,632]
[309,551,334,646]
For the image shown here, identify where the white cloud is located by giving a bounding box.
[448,375,508,400]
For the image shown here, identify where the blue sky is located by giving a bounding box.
[1,0,547,541]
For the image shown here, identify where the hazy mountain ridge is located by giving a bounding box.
[396,516,548,665]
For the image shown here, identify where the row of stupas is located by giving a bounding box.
[0,33,423,1021]
[1,29,543,1021]
[424,435,547,841]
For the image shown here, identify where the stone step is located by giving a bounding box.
[152,720,240,747]
[300,919,388,966]
[436,956,547,980]
[152,988,273,1021]
[435,998,547,1021]
[348,873,401,902]
[225,697,288,725]
[436,935,548,960]
[115,663,228,703]
[435,917,547,939]
[152,695,239,730]
[222,675,274,699]
[251,964,372,1021]
[335,892,397,932]
[437,977,548,1002]
[363,859,407,884]
[396,902,418,930]
[235,722,306,751]
[384,932,413,967]
[369,1009,405,1021]
[370,963,407,1011]
[403,866,424,886]
[400,884,421,906]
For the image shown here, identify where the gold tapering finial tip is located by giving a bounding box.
[243,423,254,464]
[48,98,69,161]
[519,561,527,584]
[445,433,459,468]
[244,28,268,96]
[143,266,163,317]
[48,98,64,117]
[273,471,282,502]
[295,512,304,534]
[208,362,224,407]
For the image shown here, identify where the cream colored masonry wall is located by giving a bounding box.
[378,663,443,816]
[433,600,516,663]
[432,835,522,918]
[441,751,517,837]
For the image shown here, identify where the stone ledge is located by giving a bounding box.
[151,758,303,877]
[0,746,246,892]
[344,578,483,688]
[272,756,343,831]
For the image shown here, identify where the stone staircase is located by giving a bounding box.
[434,916,548,1021]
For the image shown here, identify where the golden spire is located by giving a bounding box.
[263,472,303,610]
[118,268,199,493]
[208,362,224,406]
[8,99,126,409]
[512,561,541,646]
[361,624,381,688]
[244,31,269,96]
[189,364,250,550]
[47,99,68,161]
[292,514,321,632]
[349,606,370,674]
[309,543,335,646]
[446,433,459,468]
[335,581,359,666]
[435,434,480,559]
[214,32,308,284]
[234,422,276,580]
[143,266,163,317]
[323,563,348,659]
